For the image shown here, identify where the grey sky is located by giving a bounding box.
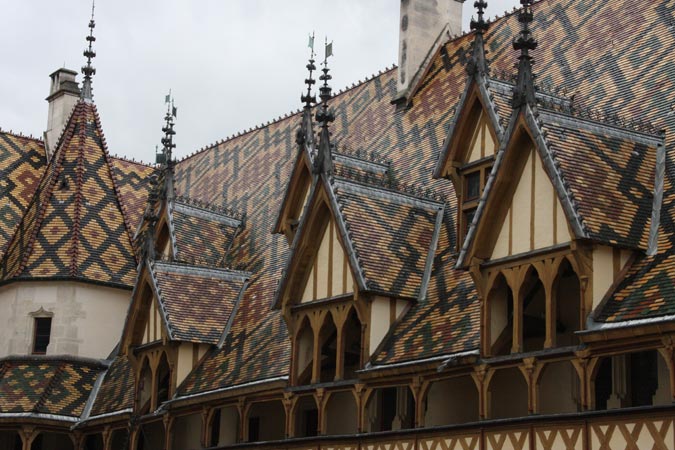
[0,1,520,163]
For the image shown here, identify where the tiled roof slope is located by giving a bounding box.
[88,355,134,417]
[110,157,156,233]
[151,261,248,345]
[172,0,675,386]
[332,177,444,300]
[538,108,659,249]
[0,102,138,287]
[0,133,46,261]
[0,356,104,419]
[170,198,243,267]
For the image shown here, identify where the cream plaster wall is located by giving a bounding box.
[467,115,497,164]
[0,281,130,359]
[142,297,164,344]
[176,343,193,387]
[325,391,358,435]
[302,220,353,303]
[172,413,202,450]
[425,376,479,426]
[216,406,239,446]
[492,148,572,260]
[370,297,390,356]
[539,361,579,414]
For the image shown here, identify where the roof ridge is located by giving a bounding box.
[0,127,44,144]
[536,97,663,137]
[332,167,447,205]
[176,65,398,164]
[174,195,245,222]
[69,104,87,277]
[110,153,155,168]
[34,362,65,413]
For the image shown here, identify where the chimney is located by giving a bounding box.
[45,68,80,159]
[396,0,464,103]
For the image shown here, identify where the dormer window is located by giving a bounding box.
[459,161,492,244]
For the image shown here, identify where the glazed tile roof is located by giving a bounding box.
[151,261,249,345]
[88,355,134,417]
[0,357,104,419]
[0,101,138,287]
[170,198,243,267]
[538,108,660,250]
[332,177,444,300]
[3,0,675,405]
[110,157,155,234]
[0,133,46,261]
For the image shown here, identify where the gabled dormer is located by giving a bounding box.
[451,3,665,358]
[434,6,505,248]
[120,100,251,416]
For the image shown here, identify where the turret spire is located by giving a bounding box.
[512,0,538,108]
[302,33,317,109]
[81,1,97,102]
[468,1,489,76]
[313,38,335,175]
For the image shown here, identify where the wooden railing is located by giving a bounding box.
[213,405,675,450]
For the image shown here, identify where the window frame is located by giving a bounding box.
[32,316,52,355]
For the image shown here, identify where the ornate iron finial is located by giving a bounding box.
[297,33,318,149]
[302,32,317,109]
[157,92,177,200]
[468,0,490,76]
[313,38,335,175]
[81,0,97,101]
[512,0,538,108]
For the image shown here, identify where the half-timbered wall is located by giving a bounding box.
[592,245,632,310]
[176,342,209,386]
[301,218,354,303]
[492,146,571,260]
[466,111,497,164]
[370,296,407,356]
[142,297,164,344]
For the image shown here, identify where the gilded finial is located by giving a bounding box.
[313,38,335,175]
[81,0,96,101]
[302,32,317,109]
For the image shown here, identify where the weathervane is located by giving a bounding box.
[81,0,97,101]
[313,37,335,174]
[302,32,317,109]
[156,91,177,166]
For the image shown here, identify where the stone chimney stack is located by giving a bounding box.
[396,0,464,103]
[45,68,80,159]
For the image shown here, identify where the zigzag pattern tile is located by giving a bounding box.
[110,157,155,234]
[0,358,102,417]
[0,133,45,261]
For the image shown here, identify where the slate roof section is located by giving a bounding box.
[0,101,138,287]
[88,355,134,418]
[0,133,46,261]
[150,261,249,345]
[170,198,243,267]
[0,356,104,419]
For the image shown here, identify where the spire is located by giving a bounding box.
[512,0,538,108]
[157,93,177,201]
[141,174,160,260]
[467,0,489,76]
[81,1,97,102]
[313,38,335,175]
[296,33,318,149]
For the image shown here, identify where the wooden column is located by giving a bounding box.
[658,342,675,403]
[283,393,296,439]
[238,398,249,442]
[315,388,327,435]
[102,428,113,450]
[163,415,174,450]
[200,407,211,448]
[19,427,38,450]
[473,364,493,420]
[414,379,430,428]
[332,306,350,381]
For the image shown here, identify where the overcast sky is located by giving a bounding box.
[0,1,520,163]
